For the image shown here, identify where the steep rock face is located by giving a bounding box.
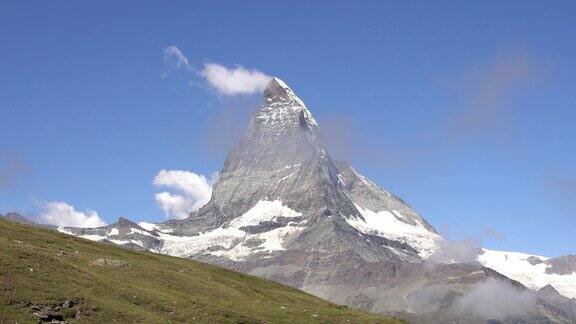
[170,78,358,237]
[164,78,437,265]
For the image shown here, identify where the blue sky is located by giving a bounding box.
[1,1,575,256]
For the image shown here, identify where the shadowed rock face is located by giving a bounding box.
[53,78,576,323]
[545,255,576,275]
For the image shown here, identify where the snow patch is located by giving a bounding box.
[479,249,576,298]
[138,222,173,233]
[57,227,146,248]
[337,173,346,186]
[275,171,296,184]
[281,163,301,170]
[128,228,156,237]
[160,200,306,261]
[345,204,442,258]
[137,222,158,231]
[108,239,144,247]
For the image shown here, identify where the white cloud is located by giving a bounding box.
[37,201,106,228]
[201,63,272,95]
[162,46,272,96]
[429,238,482,264]
[153,170,217,220]
[454,278,536,319]
[164,45,193,70]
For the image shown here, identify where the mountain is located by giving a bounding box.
[0,218,399,323]
[1,212,55,229]
[479,249,576,298]
[2,212,35,225]
[52,78,576,322]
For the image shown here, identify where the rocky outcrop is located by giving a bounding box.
[90,258,130,268]
[545,255,576,275]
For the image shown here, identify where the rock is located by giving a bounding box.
[62,300,74,308]
[30,303,42,311]
[89,258,130,267]
[544,255,576,275]
[527,256,544,265]
[33,308,64,322]
[539,284,561,295]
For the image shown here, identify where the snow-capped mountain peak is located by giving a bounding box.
[256,77,318,132]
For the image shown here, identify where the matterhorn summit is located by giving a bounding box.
[165,77,442,262]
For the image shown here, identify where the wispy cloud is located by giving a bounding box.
[448,50,544,139]
[481,226,506,241]
[429,238,482,265]
[544,172,576,211]
[163,45,194,72]
[162,45,271,96]
[202,97,257,161]
[428,225,506,266]
[36,201,106,228]
[153,169,217,220]
[320,50,547,170]
[0,149,25,190]
[453,278,536,319]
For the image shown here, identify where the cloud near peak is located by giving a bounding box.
[163,45,272,96]
[202,63,271,96]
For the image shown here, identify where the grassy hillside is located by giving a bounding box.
[0,219,400,323]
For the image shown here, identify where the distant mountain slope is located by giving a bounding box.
[2,212,35,225]
[6,212,576,322]
[0,219,400,323]
[479,249,576,298]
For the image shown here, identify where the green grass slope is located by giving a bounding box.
[0,219,401,323]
